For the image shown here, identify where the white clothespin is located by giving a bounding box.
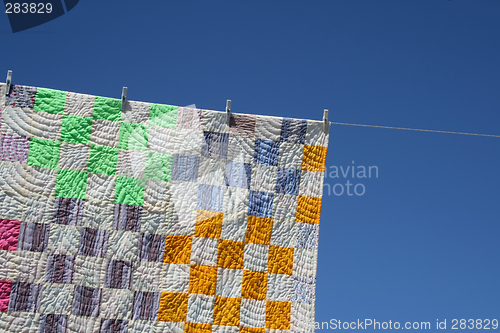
[323,109,329,131]
[226,100,231,125]
[121,87,128,111]
[5,70,12,96]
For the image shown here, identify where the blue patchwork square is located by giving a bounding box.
[225,161,252,189]
[254,139,280,166]
[291,276,316,303]
[201,132,229,159]
[248,191,274,218]
[296,223,319,249]
[172,154,200,182]
[280,118,306,144]
[276,168,301,195]
[197,184,224,212]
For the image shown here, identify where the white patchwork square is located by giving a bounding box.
[293,249,318,277]
[299,170,324,198]
[278,142,304,170]
[216,268,242,298]
[122,100,151,124]
[171,181,198,211]
[116,149,147,178]
[82,199,114,230]
[159,263,190,293]
[74,256,106,288]
[107,231,138,261]
[227,136,254,163]
[68,315,100,333]
[90,119,121,148]
[64,92,94,117]
[86,174,116,201]
[174,129,203,156]
[198,157,225,186]
[47,224,80,255]
[40,284,74,314]
[202,110,228,133]
[305,120,329,147]
[223,187,249,213]
[290,303,315,331]
[101,288,133,319]
[220,212,247,242]
[148,126,176,155]
[212,325,240,333]
[30,111,63,141]
[58,143,90,171]
[24,196,55,224]
[1,107,32,137]
[250,165,277,193]
[0,251,46,283]
[272,194,298,221]
[240,299,266,328]
[166,209,197,237]
[143,180,172,214]
[254,115,282,142]
[25,165,57,198]
[0,192,25,221]
[267,273,292,302]
[153,321,185,333]
[133,261,163,291]
[243,243,269,272]
[186,294,215,324]
[190,237,219,267]
[141,211,168,234]
[128,320,155,333]
[270,219,296,248]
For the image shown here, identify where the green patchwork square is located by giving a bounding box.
[87,145,119,175]
[27,138,61,169]
[93,96,122,121]
[149,104,178,128]
[115,176,145,206]
[55,169,88,199]
[60,115,93,144]
[118,122,149,151]
[144,152,173,182]
[33,88,66,114]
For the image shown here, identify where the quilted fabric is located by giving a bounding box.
[0,83,329,333]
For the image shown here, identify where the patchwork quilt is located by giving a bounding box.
[0,83,329,333]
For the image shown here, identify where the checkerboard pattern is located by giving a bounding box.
[0,83,328,333]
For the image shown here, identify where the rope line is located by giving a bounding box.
[330,122,500,138]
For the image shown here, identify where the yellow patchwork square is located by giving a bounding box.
[217,240,245,269]
[245,216,273,245]
[185,323,212,333]
[158,292,188,322]
[302,145,327,172]
[265,301,291,329]
[213,297,241,326]
[296,196,322,224]
[164,235,192,264]
[241,270,267,300]
[268,246,294,275]
[195,210,223,239]
[189,265,218,295]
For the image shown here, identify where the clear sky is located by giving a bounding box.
[2,1,500,331]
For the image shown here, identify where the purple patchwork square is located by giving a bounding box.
[53,197,85,226]
[6,85,36,109]
[291,276,316,304]
[137,233,166,262]
[254,139,280,166]
[45,254,75,284]
[177,107,201,129]
[225,161,252,189]
[248,191,274,218]
[0,134,30,163]
[100,319,129,333]
[172,154,200,182]
[17,222,50,252]
[78,227,109,258]
[8,282,42,312]
[276,168,301,195]
[71,285,102,317]
[197,184,224,212]
[132,291,161,320]
[296,223,319,249]
[39,314,68,333]
[113,204,142,232]
[280,118,307,144]
[104,260,133,290]
[202,132,229,159]
[229,114,256,136]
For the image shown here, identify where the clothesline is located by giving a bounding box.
[330,121,500,138]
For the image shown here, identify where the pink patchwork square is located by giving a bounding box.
[0,134,30,163]
[0,219,21,251]
[0,280,12,312]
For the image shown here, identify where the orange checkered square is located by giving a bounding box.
[296,196,322,224]
[268,246,294,275]
[185,323,212,333]
[245,216,273,245]
[157,292,188,322]
[213,297,241,326]
[189,265,218,295]
[302,144,327,172]
[164,235,192,264]
[217,240,245,269]
[195,210,223,239]
[265,301,291,329]
[241,270,267,300]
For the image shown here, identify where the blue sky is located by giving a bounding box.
[2,0,500,331]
